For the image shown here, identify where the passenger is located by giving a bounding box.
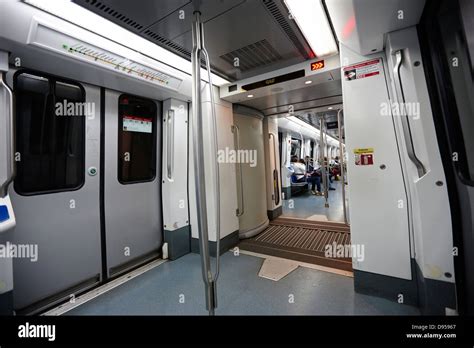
[306,160,322,195]
[332,156,341,181]
[323,157,336,191]
[292,159,307,182]
[304,155,313,172]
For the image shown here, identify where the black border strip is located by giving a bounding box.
[99,86,108,280]
[322,0,340,53]
[116,93,158,185]
[417,0,468,314]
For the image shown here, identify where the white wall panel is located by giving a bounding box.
[340,43,412,279]
[385,27,455,283]
[162,99,189,231]
[189,84,239,242]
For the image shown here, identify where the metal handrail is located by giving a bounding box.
[319,116,329,207]
[269,133,280,205]
[337,109,348,225]
[0,73,14,198]
[324,121,330,207]
[393,50,427,178]
[232,124,244,217]
[200,21,221,281]
[166,109,174,181]
[191,11,216,315]
[392,49,419,262]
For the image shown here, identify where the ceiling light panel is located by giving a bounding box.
[284,0,338,57]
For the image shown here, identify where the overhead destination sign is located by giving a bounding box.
[241,70,305,91]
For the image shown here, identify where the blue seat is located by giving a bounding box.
[290,174,306,186]
[0,205,10,223]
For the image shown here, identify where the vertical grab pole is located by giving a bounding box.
[324,121,330,208]
[319,116,329,208]
[191,11,216,315]
[200,19,220,303]
[337,109,348,225]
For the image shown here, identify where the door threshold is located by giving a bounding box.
[236,249,353,278]
[42,258,167,316]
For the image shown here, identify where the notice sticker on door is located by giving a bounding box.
[354,148,374,166]
[343,59,381,81]
[123,115,152,133]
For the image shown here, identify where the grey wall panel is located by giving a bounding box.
[9,82,102,310]
[233,109,269,238]
[103,89,163,275]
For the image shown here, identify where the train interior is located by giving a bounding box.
[0,0,473,317]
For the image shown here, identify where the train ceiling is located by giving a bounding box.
[72,0,332,81]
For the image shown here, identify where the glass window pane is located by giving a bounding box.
[14,72,85,195]
[118,94,157,184]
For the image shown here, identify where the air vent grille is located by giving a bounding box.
[220,39,282,72]
[83,0,144,31]
[77,0,193,61]
[262,0,311,59]
[143,30,192,57]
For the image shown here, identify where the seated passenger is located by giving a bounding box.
[290,159,307,183]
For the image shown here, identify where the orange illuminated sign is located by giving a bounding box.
[311,60,325,71]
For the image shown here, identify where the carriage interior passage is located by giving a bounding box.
[0,0,473,320]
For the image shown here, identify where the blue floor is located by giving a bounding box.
[67,252,420,316]
[282,180,349,223]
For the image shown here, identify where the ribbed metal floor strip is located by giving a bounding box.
[239,218,352,271]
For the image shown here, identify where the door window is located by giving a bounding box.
[14,71,86,195]
[118,94,157,184]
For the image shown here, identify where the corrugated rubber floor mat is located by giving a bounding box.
[239,217,352,271]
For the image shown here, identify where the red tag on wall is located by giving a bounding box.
[360,154,373,165]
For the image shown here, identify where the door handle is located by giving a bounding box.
[232,124,244,217]
[0,73,14,198]
[166,109,175,181]
[393,50,427,178]
[337,109,349,225]
[269,133,280,206]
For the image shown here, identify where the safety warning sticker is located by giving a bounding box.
[343,59,381,81]
[123,115,152,133]
[354,148,374,166]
